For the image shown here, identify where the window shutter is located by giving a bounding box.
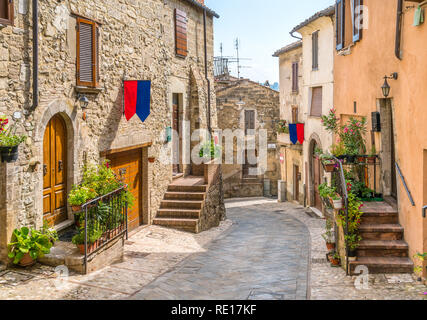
[175,9,188,57]
[292,62,299,93]
[336,0,345,50]
[0,0,14,25]
[312,31,319,69]
[76,18,98,87]
[311,87,323,117]
[292,107,299,124]
[352,0,363,42]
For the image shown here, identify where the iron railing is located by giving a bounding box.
[81,186,128,274]
[395,162,415,206]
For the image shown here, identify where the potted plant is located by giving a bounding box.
[148,157,156,163]
[72,226,103,255]
[367,145,377,164]
[320,153,336,173]
[330,252,341,266]
[357,155,366,163]
[322,220,335,251]
[318,183,335,209]
[277,120,289,134]
[330,142,346,159]
[7,227,52,267]
[0,116,26,163]
[330,193,343,210]
[199,140,222,162]
[40,221,59,245]
[68,185,98,213]
[346,233,362,262]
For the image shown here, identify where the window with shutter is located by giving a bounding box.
[292,62,299,93]
[175,9,188,57]
[0,0,13,25]
[312,31,319,70]
[310,87,323,117]
[76,17,99,88]
[336,0,345,50]
[352,0,363,42]
[292,107,299,124]
[245,110,255,135]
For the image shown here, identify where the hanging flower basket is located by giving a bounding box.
[322,162,336,173]
[0,145,19,163]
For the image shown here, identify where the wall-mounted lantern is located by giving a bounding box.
[381,72,398,98]
[77,94,89,109]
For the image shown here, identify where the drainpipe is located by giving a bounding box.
[290,31,302,40]
[395,0,403,60]
[203,9,212,134]
[33,0,39,108]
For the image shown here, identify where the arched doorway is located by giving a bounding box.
[43,114,68,227]
[309,138,322,211]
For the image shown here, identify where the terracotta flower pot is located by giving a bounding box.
[19,252,36,267]
[77,242,98,255]
[330,257,340,266]
[367,156,376,164]
[148,157,156,163]
[323,163,335,173]
[326,242,336,251]
[72,205,83,213]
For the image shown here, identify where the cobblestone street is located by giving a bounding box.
[0,198,426,300]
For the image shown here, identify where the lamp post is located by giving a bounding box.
[381,73,398,98]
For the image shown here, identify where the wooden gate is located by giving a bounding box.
[43,114,68,227]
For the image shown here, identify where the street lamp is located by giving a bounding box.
[381,73,398,98]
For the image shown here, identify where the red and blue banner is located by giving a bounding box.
[289,123,305,145]
[124,80,151,122]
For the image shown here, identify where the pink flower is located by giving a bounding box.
[343,127,349,133]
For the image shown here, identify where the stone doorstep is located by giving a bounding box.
[38,237,125,274]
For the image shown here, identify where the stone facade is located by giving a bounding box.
[215,76,280,198]
[0,0,220,265]
[273,41,304,205]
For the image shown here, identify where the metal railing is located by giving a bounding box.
[81,186,128,274]
[395,162,415,206]
[332,156,350,275]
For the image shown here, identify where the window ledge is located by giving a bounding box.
[75,86,103,94]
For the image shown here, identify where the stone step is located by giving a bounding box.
[168,185,207,193]
[160,200,203,210]
[357,240,409,257]
[164,192,205,201]
[349,257,413,275]
[359,224,404,240]
[361,211,398,224]
[153,218,199,233]
[157,208,201,219]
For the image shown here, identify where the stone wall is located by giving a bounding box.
[0,0,217,264]
[215,77,280,198]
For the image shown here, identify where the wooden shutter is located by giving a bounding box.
[311,87,323,117]
[0,0,13,25]
[292,62,299,93]
[245,110,255,134]
[292,107,299,124]
[352,0,363,42]
[312,31,319,70]
[336,0,345,50]
[77,18,99,87]
[175,9,188,57]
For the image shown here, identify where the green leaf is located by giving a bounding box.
[29,250,38,260]
[19,247,29,253]
[13,251,24,264]
[8,251,15,259]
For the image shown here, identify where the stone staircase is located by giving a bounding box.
[349,202,413,275]
[153,177,207,233]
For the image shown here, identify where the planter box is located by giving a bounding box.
[0,145,19,163]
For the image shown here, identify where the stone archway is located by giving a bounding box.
[34,100,80,228]
[308,133,323,209]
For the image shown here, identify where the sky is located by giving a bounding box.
[205,0,334,84]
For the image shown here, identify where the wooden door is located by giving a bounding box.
[172,94,180,174]
[390,107,397,199]
[313,155,322,210]
[43,115,68,227]
[293,165,300,202]
[108,149,142,231]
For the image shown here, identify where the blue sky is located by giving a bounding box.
[205,0,334,84]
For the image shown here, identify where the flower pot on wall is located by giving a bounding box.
[0,146,19,163]
[326,242,336,251]
[323,163,335,173]
[348,250,357,262]
[331,198,343,210]
[148,157,155,163]
[367,156,376,164]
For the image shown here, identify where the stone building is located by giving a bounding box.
[289,6,335,213]
[0,0,225,266]
[273,41,304,205]
[215,76,280,198]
